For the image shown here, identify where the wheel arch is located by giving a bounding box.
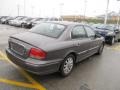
[64,51,77,63]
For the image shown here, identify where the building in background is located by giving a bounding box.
[61,15,91,22]
[96,11,119,20]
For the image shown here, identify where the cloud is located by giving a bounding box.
[0,0,119,17]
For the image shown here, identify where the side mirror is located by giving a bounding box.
[95,33,101,38]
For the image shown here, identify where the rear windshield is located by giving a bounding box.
[30,22,66,38]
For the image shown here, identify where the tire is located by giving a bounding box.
[29,24,32,29]
[96,43,104,55]
[60,54,75,77]
[21,23,24,28]
[118,39,120,42]
[109,37,115,45]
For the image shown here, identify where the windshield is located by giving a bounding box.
[23,18,32,21]
[15,17,21,20]
[22,17,28,20]
[95,24,114,31]
[30,22,66,38]
[30,18,43,22]
[15,17,24,20]
[26,18,32,21]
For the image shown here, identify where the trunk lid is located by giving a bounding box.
[9,32,58,58]
[10,32,58,49]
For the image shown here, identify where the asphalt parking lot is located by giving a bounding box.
[0,24,120,90]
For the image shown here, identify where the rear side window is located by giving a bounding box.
[71,26,87,39]
[30,22,66,38]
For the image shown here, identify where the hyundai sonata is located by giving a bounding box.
[6,21,104,76]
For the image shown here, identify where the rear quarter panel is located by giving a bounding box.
[43,41,77,61]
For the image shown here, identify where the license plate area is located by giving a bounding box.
[9,42,26,56]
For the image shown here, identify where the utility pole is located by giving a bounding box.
[117,0,120,27]
[59,3,64,21]
[31,6,34,17]
[52,8,55,17]
[117,10,120,26]
[104,0,110,24]
[84,0,87,21]
[24,0,26,16]
[74,11,78,22]
[17,4,20,16]
[39,8,41,17]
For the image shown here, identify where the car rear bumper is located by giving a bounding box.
[6,48,62,75]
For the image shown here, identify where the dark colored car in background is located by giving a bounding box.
[6,21,104,77]
[20,18,33,28]
[23,18,42,29]
[31,18,48,27]
[93,24,120,45]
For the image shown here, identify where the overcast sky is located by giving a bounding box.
[0,0,120,17]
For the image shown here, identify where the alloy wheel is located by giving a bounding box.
[63,57,74,74]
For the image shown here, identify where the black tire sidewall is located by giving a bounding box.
[118,39,120,42]
[109,37,115,45]
[97,43,104,55]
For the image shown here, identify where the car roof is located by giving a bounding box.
[45,21,84,26]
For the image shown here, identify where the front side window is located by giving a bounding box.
[30,22,66,38]
[71,26,86,39]
[84,26,95,38]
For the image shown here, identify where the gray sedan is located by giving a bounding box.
[6,21,104,77]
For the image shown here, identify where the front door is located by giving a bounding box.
[84,26,101,55]
[71,25,92,62]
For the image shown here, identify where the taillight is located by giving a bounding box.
[29,48,46,60]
